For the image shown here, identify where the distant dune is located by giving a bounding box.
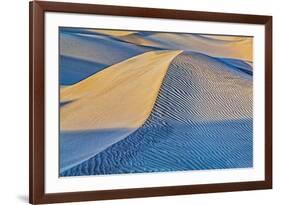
[59,28,252,85]
[62,52,253,176]
[59,28,154,85]
[141,33,253,62]
[60,50,182,172]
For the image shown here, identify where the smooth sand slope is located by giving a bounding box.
[60,50,182,173]
[62,52,253,176]
[141,33,253,62]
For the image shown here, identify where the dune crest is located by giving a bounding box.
[59,50,182,172]
[61,50,182,131]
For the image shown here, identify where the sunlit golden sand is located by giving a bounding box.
[60,50,182,131]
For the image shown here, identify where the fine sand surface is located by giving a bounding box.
[62,52,253,176]
[60,50,182,172]
[141,33,253,62]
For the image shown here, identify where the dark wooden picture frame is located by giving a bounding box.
[29,1,272,204]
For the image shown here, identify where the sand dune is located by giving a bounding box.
[60,50,182,172]
[59,28,153,84]
[142,33,253,61]
[60,28,252,62]
[60,28,152,65]
[62,52,253,176]
[59,27,253,176]
[59,28,252,85]
[60,50,183,130]
[154,52,252,122]
[84,29,161,48]
[83,30,252,60]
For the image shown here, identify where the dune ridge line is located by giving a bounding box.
[60,50,183,131]
[59,50,182,172]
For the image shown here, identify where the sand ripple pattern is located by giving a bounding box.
[61,52,253,176]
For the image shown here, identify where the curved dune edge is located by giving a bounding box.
[61,50,183,131]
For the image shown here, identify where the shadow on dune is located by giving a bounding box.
[60,55,108,85]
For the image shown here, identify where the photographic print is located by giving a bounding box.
[59,27,253,177]
[30,2,272,203]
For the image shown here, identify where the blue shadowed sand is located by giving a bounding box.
[60,55,107,85]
